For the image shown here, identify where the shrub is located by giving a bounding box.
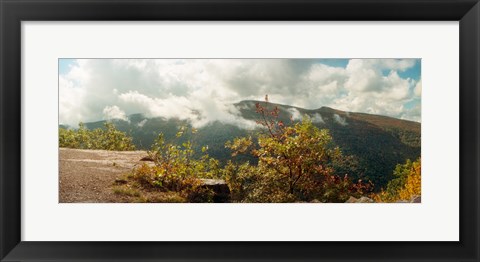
[128,127,219,203]
[59,122,135,151]
[373,157,421,202]
[224,96,373,203]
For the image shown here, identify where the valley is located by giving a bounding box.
[63,100,421,190]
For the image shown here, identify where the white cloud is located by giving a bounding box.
[331,60,418,119]
[311,113,325,124]
[333,114,348,126]
[59,59,421,128]
[59,76,86,126]
[414,80,422,97]
[287,108,302,121]
[118,90,196,120]
[286,110,324,124]
[137,119,148,127]
[103,105,128,121]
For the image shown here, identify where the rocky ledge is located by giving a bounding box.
[345,195,421,203]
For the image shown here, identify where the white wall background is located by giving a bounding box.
[22,22,459,241]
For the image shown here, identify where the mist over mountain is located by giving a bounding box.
[61,100,420,190]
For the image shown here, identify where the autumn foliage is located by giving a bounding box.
[373,158,421,202]
[224,96,373,202]
[62,95,420,203]
[128,127,220,202]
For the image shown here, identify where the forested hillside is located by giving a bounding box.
[60,100,420,190]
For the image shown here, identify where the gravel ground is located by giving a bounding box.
[59,148,148,203]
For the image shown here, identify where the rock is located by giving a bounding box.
[139,156,155,162]
[410,195,421,203]
[345,196,374,203]
[357,197,374,203]
[345,196,358,203]
[200,179,230,203]
[310,199,321,203]
[114,178,128,185]
[395,196,421,203]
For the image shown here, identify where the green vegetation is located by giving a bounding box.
[223,99,372,202]
[60,97,421,203]
[127,127,219,203]
[59,122,135,151]
[373,158,421,202]
[71,100,420,190]
[112,186,141,197]
[122,96,374,203]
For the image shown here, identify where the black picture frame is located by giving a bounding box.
[1,0,479,261]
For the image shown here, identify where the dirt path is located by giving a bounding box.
[59,148,148,203]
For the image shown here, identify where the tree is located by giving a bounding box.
[374,157,421,202]
[225,96,372,202]
[397,158,421,200]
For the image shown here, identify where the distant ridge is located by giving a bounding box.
[60,100,420,190]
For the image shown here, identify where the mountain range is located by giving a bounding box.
[61,100,421,190]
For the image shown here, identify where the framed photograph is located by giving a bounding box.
[1,0,479,261]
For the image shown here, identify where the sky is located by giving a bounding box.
[59,58,421,128]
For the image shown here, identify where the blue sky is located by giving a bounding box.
[59,59,77,75]
[59,58,421,126]
[397,60,421,81]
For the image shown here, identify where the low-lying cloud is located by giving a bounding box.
[287,108,302,121]
[311,113,325,124]
[103,105,128,122]
[137,119,148,127]
[59,59,421,128]
[333,114,348,126]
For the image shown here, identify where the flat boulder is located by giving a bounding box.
[410,195,421,203]
[396,195,421,203]
[345,196,375,203]
[345,196,358,203]
[357,196,375,203]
